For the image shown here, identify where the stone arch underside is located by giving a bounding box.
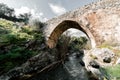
[47,20,96,49]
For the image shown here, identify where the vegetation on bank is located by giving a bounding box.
[0,19,45,74]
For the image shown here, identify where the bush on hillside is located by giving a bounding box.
[0,19,45,75]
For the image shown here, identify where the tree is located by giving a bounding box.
[0,3,32,23]
[18,13,31,24]
[0,3,15,17]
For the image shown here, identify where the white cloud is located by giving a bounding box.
[64,29,87,37]
[15,6,48,22]
[49,3,66,15]
[15,7,32,16]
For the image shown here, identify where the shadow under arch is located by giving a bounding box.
[47,20,96,49]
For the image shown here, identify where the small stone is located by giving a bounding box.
[103,57,111,63]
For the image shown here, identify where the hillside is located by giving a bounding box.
[0,19,45,75]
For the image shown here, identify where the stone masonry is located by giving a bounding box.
[44,0,120,48]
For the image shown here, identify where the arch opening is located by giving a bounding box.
[47,20,96,49]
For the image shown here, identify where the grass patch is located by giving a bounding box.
[103,65,120,80]
[98,43,113,50]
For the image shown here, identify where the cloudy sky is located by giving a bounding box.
[0,0,98,22]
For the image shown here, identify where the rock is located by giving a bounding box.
[89,60,100,69]
[87,67,105,80]
[83,49,110,79]
[103,57,111,63]
[116,58,120,64]
[83,52,101,79]
[0,52,57,80]
[90,48,115,63]
[84,59,104,80]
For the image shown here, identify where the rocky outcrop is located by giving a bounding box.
[44,0,120,49]
[83,48,117,80]
[0,51,58,80]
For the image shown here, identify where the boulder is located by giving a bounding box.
[90,48,115,63]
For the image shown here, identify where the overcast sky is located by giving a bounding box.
[0,0,98,22]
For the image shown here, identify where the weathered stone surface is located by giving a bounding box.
[83,50,107,80]
[116,58,120,64]
[84,48,116,68]
[44,0,120,49]
[83,48,115,79]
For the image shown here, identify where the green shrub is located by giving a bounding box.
[0,19,44,74]
[4,62,14,72]
[69,36,88,51]
[0,19,14,29]
[0,45,37,73]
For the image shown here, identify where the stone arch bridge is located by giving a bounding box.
[44,0,120,49]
